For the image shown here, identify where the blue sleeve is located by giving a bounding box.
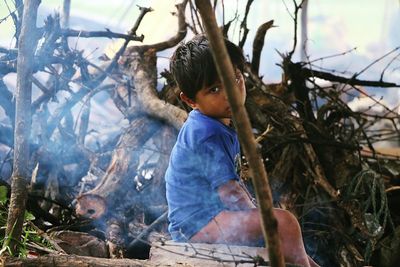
[200,134,239,189]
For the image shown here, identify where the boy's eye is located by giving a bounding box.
[209,87,220,93]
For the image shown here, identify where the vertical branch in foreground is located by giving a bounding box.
[61,0,71,29]
[194,1,285,267]
[3,0,41,255]
[300,0,308,62]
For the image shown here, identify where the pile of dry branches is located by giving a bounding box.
[0,0,399,266]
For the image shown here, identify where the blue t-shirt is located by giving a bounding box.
[165,109,240,241]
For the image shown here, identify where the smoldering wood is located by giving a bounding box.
[71,2,188,237]
[76,116,163,219]
[128,211,168,250]
[106,218,126,258]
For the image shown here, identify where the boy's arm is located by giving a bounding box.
[217,180,256,210]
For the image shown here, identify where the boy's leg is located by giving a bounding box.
[190,208,315,267]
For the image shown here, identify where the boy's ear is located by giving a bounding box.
[180,92,197,109]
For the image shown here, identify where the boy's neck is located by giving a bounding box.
[219,118,231,126]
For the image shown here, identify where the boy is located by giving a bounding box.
[165,35,318,267]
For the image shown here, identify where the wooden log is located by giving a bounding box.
[75,116,162,219]
[51,230,108,258]
[150,241,269,267]
[150,241,301,267]
[1,255,155,267]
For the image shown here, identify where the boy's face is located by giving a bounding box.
[181,69,246,124]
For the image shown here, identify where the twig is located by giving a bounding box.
[386,186,400,193]
[302,67,400,88]
[287,0,306,60]
[132,0,189,53]
[130,6,153,36]
[26,221,66,254]
[57,29,144,42]
[127,211,168,249]
[25,242,60,254]
[255,125,273,143]
[356,46,400,78]
[238,0,254,48]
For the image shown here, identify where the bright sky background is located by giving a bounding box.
[1,0,399,106]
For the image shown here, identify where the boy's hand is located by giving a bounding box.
[218,180,256,210]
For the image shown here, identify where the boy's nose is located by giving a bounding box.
[222,90,228,100]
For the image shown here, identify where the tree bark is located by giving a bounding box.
[127,49,187,130]
[194,1,285,266]
[3,0,40,255]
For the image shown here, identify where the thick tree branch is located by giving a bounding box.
[303,67,400,88]
[123,1,189,129]
[127,49,187,130]
[251,20,274,75]
[58,28,145,42]
[4,0,41,255]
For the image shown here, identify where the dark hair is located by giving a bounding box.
[170,34,245,100]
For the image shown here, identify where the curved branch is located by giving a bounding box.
[251,20,274,75]
[122,1,189,129]
[131,0,188,53]
[128,49,187,130]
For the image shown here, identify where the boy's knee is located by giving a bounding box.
[274,209,301,233]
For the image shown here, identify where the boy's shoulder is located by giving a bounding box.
[179,110,233,146]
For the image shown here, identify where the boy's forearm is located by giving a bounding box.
[218,180,256,210]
